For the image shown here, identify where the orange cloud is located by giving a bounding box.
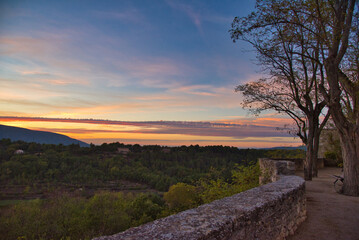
[0,116,298,138]
[215,115,297,128]
[0,116,302,148]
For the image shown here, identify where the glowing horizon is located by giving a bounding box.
[0,116,302,148]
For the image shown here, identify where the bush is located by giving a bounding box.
[164,183,199,212]
[0,192,166,240]
[164,162,260,211]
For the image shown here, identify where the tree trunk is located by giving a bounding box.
[312,125,321,178]
[304,143,313,180]
[324,59,359,196]
[312,136,319,178]
[304,123,314,181]
[338,128,359,196]
[303,116,316,181]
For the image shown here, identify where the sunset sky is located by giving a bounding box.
[0,0,302,148]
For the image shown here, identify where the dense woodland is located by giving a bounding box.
[0,139,305,239]
[0,139,305,191]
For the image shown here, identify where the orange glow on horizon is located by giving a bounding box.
[0,117,302,148]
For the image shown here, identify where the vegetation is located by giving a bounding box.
[0,192,166,240]
[0,164,260,240]
[164,163,260,213]
[0,139,304,192]
[0,139,305,239]
[322,129,343,167]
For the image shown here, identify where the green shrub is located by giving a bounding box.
[164,162,260,211]
[0,192,166,240]
[164,183,199,212]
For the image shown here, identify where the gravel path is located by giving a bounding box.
[289,168,359,240]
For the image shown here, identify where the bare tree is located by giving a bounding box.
[231,0,330,180]
[231,0,359,195]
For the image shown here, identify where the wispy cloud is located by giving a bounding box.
[19,71,89,86]
[171,85,218,96]
[133,95,175,101]
[166,1,203,35]
[0,116,293,139]
[165,1,237,36]
[0,35,93,84]
[0,97,97,112]
[92,8,146,24]
[216,114,296,128]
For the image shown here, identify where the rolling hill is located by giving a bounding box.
[0,124,89,147]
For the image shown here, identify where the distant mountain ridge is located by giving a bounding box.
[0,124,89,147]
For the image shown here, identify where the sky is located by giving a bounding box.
[0,0,302,148]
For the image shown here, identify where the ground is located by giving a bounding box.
[289,168,359,240]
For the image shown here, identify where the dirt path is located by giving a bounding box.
[289,168,359,240]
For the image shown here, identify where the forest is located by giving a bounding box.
[0,139,305,239]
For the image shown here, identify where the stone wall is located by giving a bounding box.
[265,158,325,171]
[94,159,306,240]
[259,158,296,184]
[269,158,304,171]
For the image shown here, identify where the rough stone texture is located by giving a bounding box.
[268,158,304,171]
[259,158,296,185]
[94,160,306,240]
[265,158,325,171]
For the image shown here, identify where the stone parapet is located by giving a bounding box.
[259,158,296,184]
[94,164,306,240]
